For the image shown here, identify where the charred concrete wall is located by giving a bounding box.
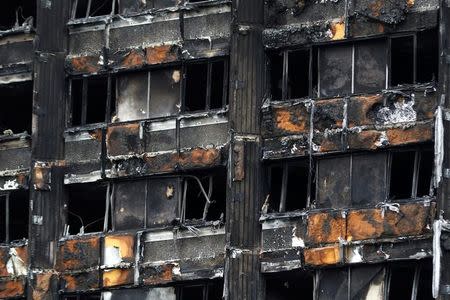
[0,0,448,299]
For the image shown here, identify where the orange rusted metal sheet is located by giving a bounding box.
[104,234,135,264]
[61,271,100,292]
[330,21,345,40]
[0,277,26,298]
[32,272,54,300]
[57,236,100,271]
[0,247,8,277]
[103,268,134,287]
[274,105,310,135]
[304,245,341,266]
[347,209,384,241]
[386,123,433,146]
[142,264,177,285]
[146,44,178,65]
[119,49,146,69]
[307,212,346,245]
[347,95,383,127]
[70,56,101,74]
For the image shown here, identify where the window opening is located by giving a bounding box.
[176,280,223,300]
[70,76,113,126]
[417,29,439,84]
[265,270,314,300]
[0,81,33,135]
[267,160,310,213]
[390,36,414,86]
[0,190,29,244]
[71,0,116,19]
[287,49,310,99]
[181,168,226,222]
[0,1,35,31]
[65,183,109,235]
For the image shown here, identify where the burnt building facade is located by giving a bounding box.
[0,0,449,299]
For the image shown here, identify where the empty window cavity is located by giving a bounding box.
[390,36,414,86]
[0,81,33,135]
[65,183,108,235]
[0,0,35,31]
[267,161,310,213]
[72,0,116,19]
[0,190,29,243]
[177,280,223,300]
[265,270,314,300]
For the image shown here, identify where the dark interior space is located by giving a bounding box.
[184,168,226,222]
[73,0,89,18]
[71,79,84,126]
[389,151,415,200]
[268,165,283,212]
[417,260,433,300]
[417,29,439,84]
[89,0,115,17]
[285,163,309,211]
[270,52,283,100]
[9,190,29,242]
[288,49,310,99]
[210,60,225,109]
[311,47,319,98]
[0,195,6,243]
[390,36,414,86]
[417,149,433,197]
[265,270,314,300]
[86,77,108,124]
[177,280,223,300]
[0,81,33,135]
[0,0,35,30]
[185,63,208,112]
[179,285,205,300]
[388,263,415,300]
[66,183,107,235]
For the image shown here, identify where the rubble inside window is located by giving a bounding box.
[0,1,35,32]
[0,190,29,243]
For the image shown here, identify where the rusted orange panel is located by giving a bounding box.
[313,132,343,153]
[142,264,175,285]
[304,245,341,266]
[347,209,384,241]
[70,56,101,74]
[102,268,134,287]
[106,123,142,157]
[347,95,383,127]
[0,247,8,277]
[120,49,145,69]
[347,130,384,151]
[330,21,345,40]
[387,123,433,146]
[0,277,26,298]
[32,272,54,300]
[146,44,178,65]
[143,148,222,173]
[383,202,434,237]
[274,105,310,135]
[62,271,100,292]
[104,234,135,263]
[57,236,100,271]
[307,212,346,245]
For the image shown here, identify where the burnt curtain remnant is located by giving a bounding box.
[0,0,448,299]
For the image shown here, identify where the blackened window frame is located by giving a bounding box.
[71,0,117,19]
[67,57,229,128]
[0,190,29,244]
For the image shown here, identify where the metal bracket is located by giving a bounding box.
[444,168,450,179]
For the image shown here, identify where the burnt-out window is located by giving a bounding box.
[266,160,311,213]
[0,190,29,243]
[184,59,228,112]
[0,0,35,31]
[387,260,433,300]
[71,0,117,19]
[69,76,115,126]
[389,148,433,200]
[0,82,33,135]
[390,30,439,86]
[65,183,109,235]
[265,270,314,300]
[176,280,223,300]
[315,148,432,209]
[269,49,312,100]
[182,168,227,223]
